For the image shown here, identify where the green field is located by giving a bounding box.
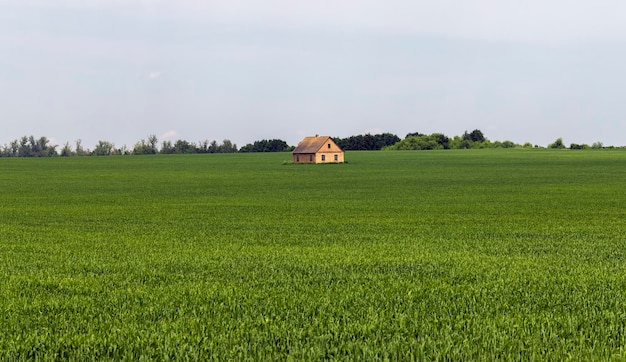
[1,149,626,360]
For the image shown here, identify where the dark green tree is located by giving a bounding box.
[208,140,219,153]
[240,139,291,152]
[334,133,400,150]
[405,132,425,138]
[463,129,485,143]
[548,138,566,149]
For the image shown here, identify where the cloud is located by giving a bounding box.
[47,137,59,147]
[160,130,177,140]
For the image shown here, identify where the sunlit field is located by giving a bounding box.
[1,149,626,359]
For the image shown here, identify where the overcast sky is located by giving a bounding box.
[2,1,626,149]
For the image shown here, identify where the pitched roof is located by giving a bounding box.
[292,136,336,154]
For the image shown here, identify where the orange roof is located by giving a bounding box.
[292,136,340,154]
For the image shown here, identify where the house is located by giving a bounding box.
[292,135,344,164]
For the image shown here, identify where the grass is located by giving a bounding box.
[1,149,626,359]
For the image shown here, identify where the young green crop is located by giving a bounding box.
[1,149,626,359]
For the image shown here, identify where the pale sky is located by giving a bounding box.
[2,1,626,149]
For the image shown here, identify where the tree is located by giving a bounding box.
[1,136,57,157]
[459,139,472,149]
[239,139,291,152]
[9,140,18,156]
[174,139,197,154]
[29,136,42,156]
[333,133,400,150]
[11,135,57,157]
[93,141,115,156]
[405,132,425,138]
[19,136,31,157]
[208,140,219,153]
[433,133,450,149]
[218,139,237,153]
[60,142,74,157]
[133,139,151,154]
[463,129,486,143]
[0,140,19,157]
[548,138,566,149]
[383,133,447,150]
[118,145,130,155]
[75,139,88,156]
[148,134,159,154]
[570,143,590,150]
[133,135,158,155]
[160,140,174,154]
[197,140,210,153]
[377,133,402,149]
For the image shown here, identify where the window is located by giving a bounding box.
[321,155,326,161]
[334,154,338,161]
[328,144,331,149]
[309,155,313,162]
[296,155,299,162]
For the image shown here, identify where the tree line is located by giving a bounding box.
[0,135,239,157]
[332,133,401,151]
[384,129,511,150]
[0,131,615,157]
[384,130,611,151]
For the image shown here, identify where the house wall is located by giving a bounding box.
[315,139,344,163]
[324,141,343,153]
[293,152,344,163]
[315,152,344,163]
[293,153,316,163]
